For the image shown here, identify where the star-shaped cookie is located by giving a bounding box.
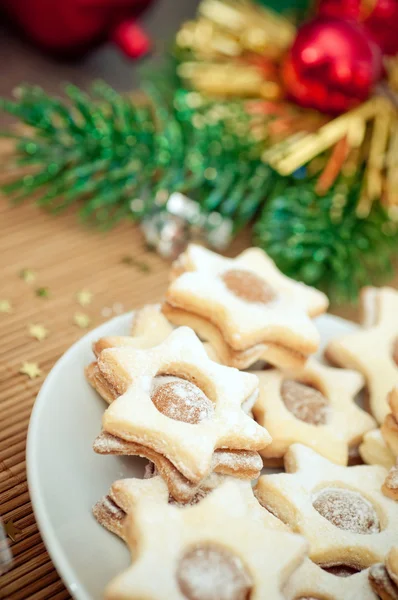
[284,558,377,600]
[382,459,398,501]
[256,444,398,568]
[98,327,270,483]
[86,305,174,400]
[381,387,398,457]
[104,477,308,600]
[369,547,398,600]
[163,244,328,370]
[253,358,375,465]
[327,287,398,424]
[93,432,263,503]
[92,304,174,357]
[93,475,288,541]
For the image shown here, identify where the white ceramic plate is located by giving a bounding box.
[27,311,359,600]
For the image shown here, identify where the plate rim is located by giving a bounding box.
[26,311,134,600]
[26,311,357,599]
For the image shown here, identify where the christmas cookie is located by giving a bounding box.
[284,558,377,600]
[253,359,375,466]
[93,431,263,503]
[104,477,308,600]
[360,429,395,470]
[381,387,398,457]
[326,287,398,424]
[369,547,398,600]
[255,444,398,568]
[93,475,288,541]
[163,244,328,370]
[96,327,270,484]
[92,303,174,356]
[382,460,398,501]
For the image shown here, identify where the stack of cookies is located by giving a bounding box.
[87,244,398,600]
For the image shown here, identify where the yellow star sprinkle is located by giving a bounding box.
[4,520,22,543]
[73,312,91,329]
[76,289,93,307]
[28,324,49,342]
[19,269,36,284]
[19,361,42,379]
[0,300,12,314]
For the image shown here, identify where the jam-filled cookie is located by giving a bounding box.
[360,429,395,470]
[256,444,398,569]
[326,287,398,424]
[93,431,263,503]
[103,477,308,600]
[284,558,377,600]
[369,547,398,600]
[163,244,328,370]
[381,387,398,458]
[93,327,270,500]
[253,358,375,466]
[93,474,288,540]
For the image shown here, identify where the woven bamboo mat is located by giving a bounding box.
[0,188,393,599]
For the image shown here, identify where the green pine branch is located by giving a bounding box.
[255,173,398,302]
[1,66,398,301]
[0,69,266,230]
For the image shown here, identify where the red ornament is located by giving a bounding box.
[318,0,398,56]
[0,0,153,59]
[282,16,383,113]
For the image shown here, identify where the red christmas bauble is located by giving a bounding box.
[318,0,398,56]
[0,0,152,59]
[282,16,383,113]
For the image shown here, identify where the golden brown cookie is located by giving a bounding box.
[104,477,308,600]
[163,244,328,370]
[382,459,398,501]
[97,327,270,484]
[253,359,375,465]
[284,558,377,600]
[369,547,398,600]
[93,431,263,503]
[256,444,398,569]
[360,429,395,470]
[92,304,174,356]
[93,474,288,540]
[381,387,398,457]
[326,287,398,424]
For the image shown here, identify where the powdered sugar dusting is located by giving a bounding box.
[176,544,252,600]
[93,432,129,454]
[369,563,398,598]
[151,376,214,424]
[213,449,262,474]
[221,269,276,305]
[312,488,380,534]
[385,461,398,491]
[282,380,329,425]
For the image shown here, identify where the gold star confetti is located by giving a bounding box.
[73,312,91,329]
[121,255,150,272]
[4,520,22,543]
[28,324,49,342]
[19,269,36,283]
[0,300,12,314]
[19,361,42,379]
[36,287,50,298]
[76,289,93,307]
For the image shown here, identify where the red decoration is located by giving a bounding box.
[0,0,153,59]
[282,16,383,114]
[318,0,398,56]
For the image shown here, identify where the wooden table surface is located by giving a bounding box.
[0,3,396,598]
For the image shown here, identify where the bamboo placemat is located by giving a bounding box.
[0,192,392,599]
